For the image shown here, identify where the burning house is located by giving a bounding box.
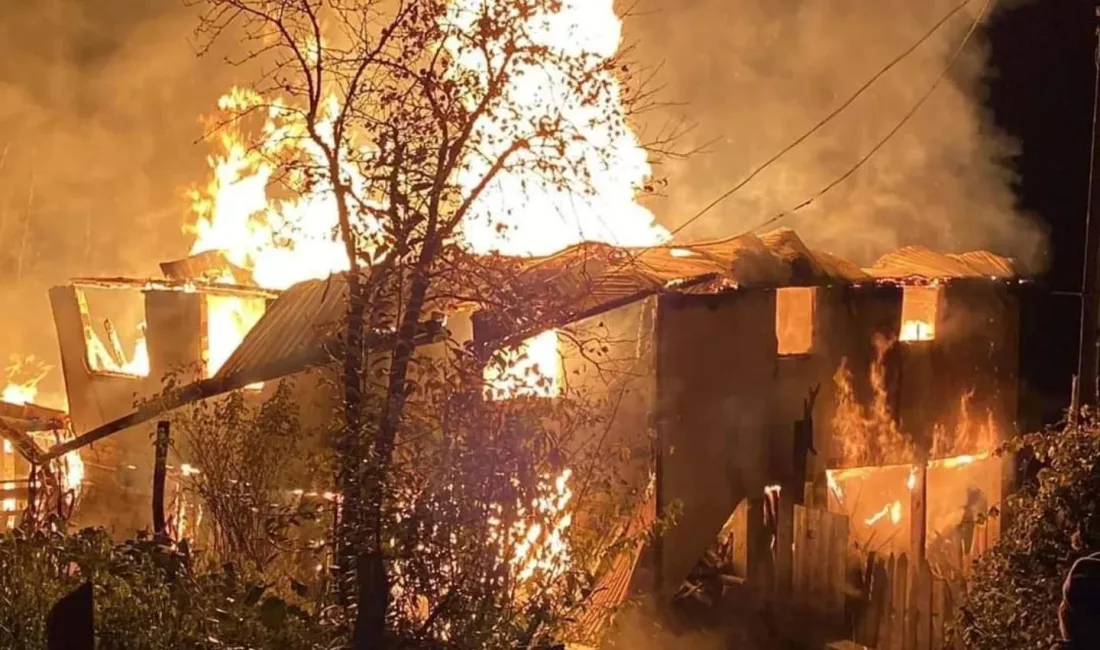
[30,225,1020,636]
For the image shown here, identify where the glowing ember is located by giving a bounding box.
[507,468,574,583]
[907,465,919,491]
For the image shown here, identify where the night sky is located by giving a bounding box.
[986,0,1094,427]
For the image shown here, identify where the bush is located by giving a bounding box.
[0,525,339,650]
[957,414,1100,649]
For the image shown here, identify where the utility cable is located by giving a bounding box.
[746,0,996,235]
[664,0,981,240]
[565,0,993,304]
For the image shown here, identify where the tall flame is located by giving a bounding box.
[832,338,998,467]
[450,0,668,256]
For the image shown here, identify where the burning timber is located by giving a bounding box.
[14,227,1024,643]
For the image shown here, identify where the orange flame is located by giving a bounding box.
[832,335,913,467]
[865,500,903,526]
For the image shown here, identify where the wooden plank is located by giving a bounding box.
[808,507,826,615]
[877,555,896,650]
[868,558,890,649]
[891,554,909,650]
[828,512,850,627]
[776,497,794,599]
[913,560,933,650]
[793,505,807,609]
[930,578,946,650]
[730,499,749,577]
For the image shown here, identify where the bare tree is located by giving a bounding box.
[190,1,661,647]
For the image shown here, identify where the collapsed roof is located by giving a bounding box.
[514,228,1023,316]
[43,229,1023,461]
[217,228,1024,385]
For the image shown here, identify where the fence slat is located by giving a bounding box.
[776,499,794,599]
[877,555,896,650]
[793,505,807,609]
[828,512,849,626]
[892,554,909,650]
[930,577,946,650]
[913,560,933,650]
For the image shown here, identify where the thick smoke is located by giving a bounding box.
[0,1,236,404]
[627,0,1048,269]
[0,0,1049,405]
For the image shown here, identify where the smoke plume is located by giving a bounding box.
[0,1,236,404]
[626,0,1048,269]
[0,0,1049,404]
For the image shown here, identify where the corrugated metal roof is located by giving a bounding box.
[864,245,1021,280]
[512,229,1016,320]
[209,230,1022,384]
[569,492,655,646]
[214,275,347,383]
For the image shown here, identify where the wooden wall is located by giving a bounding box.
[654,290,777,597]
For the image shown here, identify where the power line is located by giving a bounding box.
[665,0,978,240]
[571,0,991,300]
[747,0,996,234]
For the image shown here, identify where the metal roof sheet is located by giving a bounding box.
[208,230,1022,384]
[864,245,1021,280]
[214,275,346,383]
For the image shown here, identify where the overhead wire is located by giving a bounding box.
[746,0,996,235]
[566,0,994,304]
[665,0,979,240]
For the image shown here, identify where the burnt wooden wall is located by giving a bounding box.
[654,290,777,597]
[896,280,1020,459]
[772,284,903,502]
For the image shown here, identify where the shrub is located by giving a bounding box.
[0,525,339,650]
[957,413,1100,649]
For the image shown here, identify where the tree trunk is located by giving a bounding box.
[353,250,436,649]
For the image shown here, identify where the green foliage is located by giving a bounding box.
[0,526,339,650]
[172,380,329,582]
[958,414,1100,649]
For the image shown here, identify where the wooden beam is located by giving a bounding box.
[40,321,447,462]
[152,421,169,541]
[67,276,278,299]
[0,418,43,464]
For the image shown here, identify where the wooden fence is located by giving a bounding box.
[769,504,988,650]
